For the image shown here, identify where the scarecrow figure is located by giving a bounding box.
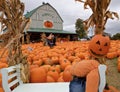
[69,34,110,92]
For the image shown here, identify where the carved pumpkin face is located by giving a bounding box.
[88,34,110,58]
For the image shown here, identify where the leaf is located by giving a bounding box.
[112,12,119,19]
[105,11,114,19]
[84,2,89,9]
[75,0,85,3]
[85,14,94,30]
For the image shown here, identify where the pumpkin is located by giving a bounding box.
[46,75,55,82]
[41,65,51,73]
[57,76,64,82]
[47,70,59,82]
[50,65,61,73]
[32,59,43,66]
[88,34,110,58]
[59,58,71,70]
[30,67,47,83]
[0,62,8,69]
[63,65,73,82]
[0,87,4,92]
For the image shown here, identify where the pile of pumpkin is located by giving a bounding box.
[24,40,120,81]
[23,41,90,83]
[0,40,120,91]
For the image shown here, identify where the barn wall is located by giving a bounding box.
[30,4,63,30]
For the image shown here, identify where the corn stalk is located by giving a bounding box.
[75,0,119,34]
[0,0,30,83]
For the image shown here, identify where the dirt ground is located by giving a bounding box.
[106,58,120,90]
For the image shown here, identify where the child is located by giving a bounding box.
[69,34,110,92]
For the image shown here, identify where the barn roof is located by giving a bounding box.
[24,3,63,22]
[26,28,76,34]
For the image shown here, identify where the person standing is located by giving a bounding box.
[47,33,56,48]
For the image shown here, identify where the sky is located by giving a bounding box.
[21,0,120,36]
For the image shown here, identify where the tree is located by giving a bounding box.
[111,33,120,40]
[75,0,119,35]
[75,18,86,39]
[0,0,30,83]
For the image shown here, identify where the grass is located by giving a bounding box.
[106,57,120,90]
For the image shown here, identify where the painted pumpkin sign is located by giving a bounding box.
[44,20,53,28]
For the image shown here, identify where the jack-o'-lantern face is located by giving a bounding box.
[88,34,110,58]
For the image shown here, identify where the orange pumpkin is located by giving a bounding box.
[0,62,8,69]
[0,87,4,92]
[40,65,51,73]
[50,65,61,73]
[32,59,43,66]
[30,67,47,83]
[57,76,64,82]
[89,34,110,58]
[47,70,59,82]
[59,58,71,70]
[29,64,39,71]
[63,65,73,82]
[46,75,55,82]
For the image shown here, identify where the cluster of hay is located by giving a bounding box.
[0,0,30,83]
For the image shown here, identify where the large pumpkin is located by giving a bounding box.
[30,67,47,83]
[88,34,110,58]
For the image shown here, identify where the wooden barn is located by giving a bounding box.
[24,2,77,43]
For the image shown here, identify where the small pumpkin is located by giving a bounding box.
[88,34,110,58]
[47,70,59,82]
[63,65,73,82]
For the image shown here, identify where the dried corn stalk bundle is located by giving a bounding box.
[75,0,119,34]
[0,0,30,83]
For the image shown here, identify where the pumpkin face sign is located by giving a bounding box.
[44,21,53,28]
[88,34,110,58]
